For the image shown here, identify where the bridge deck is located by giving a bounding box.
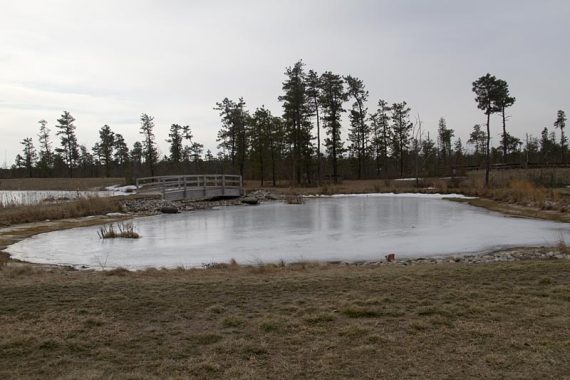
[136,174,243,201]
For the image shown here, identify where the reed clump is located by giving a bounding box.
[284,194,304,204]
[97,221,140,239]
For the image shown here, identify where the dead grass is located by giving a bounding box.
[468,168,570,188]
[0,177,125,191]
[284,194,304,204]
[0,260,569,378]
[0,197,122,226]
[97,222,140,239]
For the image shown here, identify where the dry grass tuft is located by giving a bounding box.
[284,194,304,204]
[97,221,140,239]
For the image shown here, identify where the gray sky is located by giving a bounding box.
[1,0,569,166]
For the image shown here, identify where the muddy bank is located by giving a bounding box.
[324,247,570,268]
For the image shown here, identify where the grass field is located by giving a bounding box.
[1,260,569,379]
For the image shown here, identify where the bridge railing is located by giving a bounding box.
[136,174,243,198]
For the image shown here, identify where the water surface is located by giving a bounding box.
[7,194,570,269]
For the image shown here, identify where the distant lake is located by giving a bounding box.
[6,194,570,270]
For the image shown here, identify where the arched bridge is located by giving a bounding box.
[136,174,243,201]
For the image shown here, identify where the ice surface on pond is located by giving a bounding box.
[6,194,570,270]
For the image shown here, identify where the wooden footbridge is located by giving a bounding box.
[136,174,243,201]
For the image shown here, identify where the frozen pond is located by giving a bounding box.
[6,194,570,270]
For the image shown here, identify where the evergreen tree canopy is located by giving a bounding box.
[55,111,79,178]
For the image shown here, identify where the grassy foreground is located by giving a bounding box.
[1,260,569,379]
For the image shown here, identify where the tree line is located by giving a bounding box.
[6,60,568,186]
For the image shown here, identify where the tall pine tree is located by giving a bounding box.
[139,114,158,177]
[345,75,370,179]
[55,111,80,178]
[320,72,347,183]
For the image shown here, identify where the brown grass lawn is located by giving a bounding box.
[1,260,569,379]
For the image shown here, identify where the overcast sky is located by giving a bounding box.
[1,0,569,167]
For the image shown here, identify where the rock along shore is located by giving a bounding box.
[120,189,280,214]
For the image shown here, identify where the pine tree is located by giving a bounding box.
[78,145,94,174]
[495,79,516,161]
[249,107,269,185]
[204,150,214,162]
[185,142,204,163]
[278,60,313,184]
[554,110,567,161]
[20,137,37,177]
[319,71,348,183]
[215,98,249,177]
[55,111,80,178]
[370,100,391,177]
[306,69,322,185]
[345,75,370,179]
[390,102,413,178]
[540,127,557,163]
[37,119,53,175]
[95,125,115,177]
[249,106,279,185]
[269,116,286,186]
[167,124,185,163]
[113,134,130,168]
[437,117,454,171]
[421,132,437,176]
[472,74,502,186]
[468,124,487,157]
[131,141,143,165]
[139,114,158,176]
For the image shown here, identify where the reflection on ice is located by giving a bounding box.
[6,194,570,270]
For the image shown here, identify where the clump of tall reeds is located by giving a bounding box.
[97,221,140,239]
[285,194,304,204]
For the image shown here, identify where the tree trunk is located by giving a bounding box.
[332,115,338,184]
[485,111,491,187]
[400,145,404,178]
[359,103,366,180]
[502,107,507,162]
[316,105,321,187]
[562,128,566,163]
[260,144,264,187]
[271,148,276,187]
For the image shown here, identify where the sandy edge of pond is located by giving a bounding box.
[1,196,570,270]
